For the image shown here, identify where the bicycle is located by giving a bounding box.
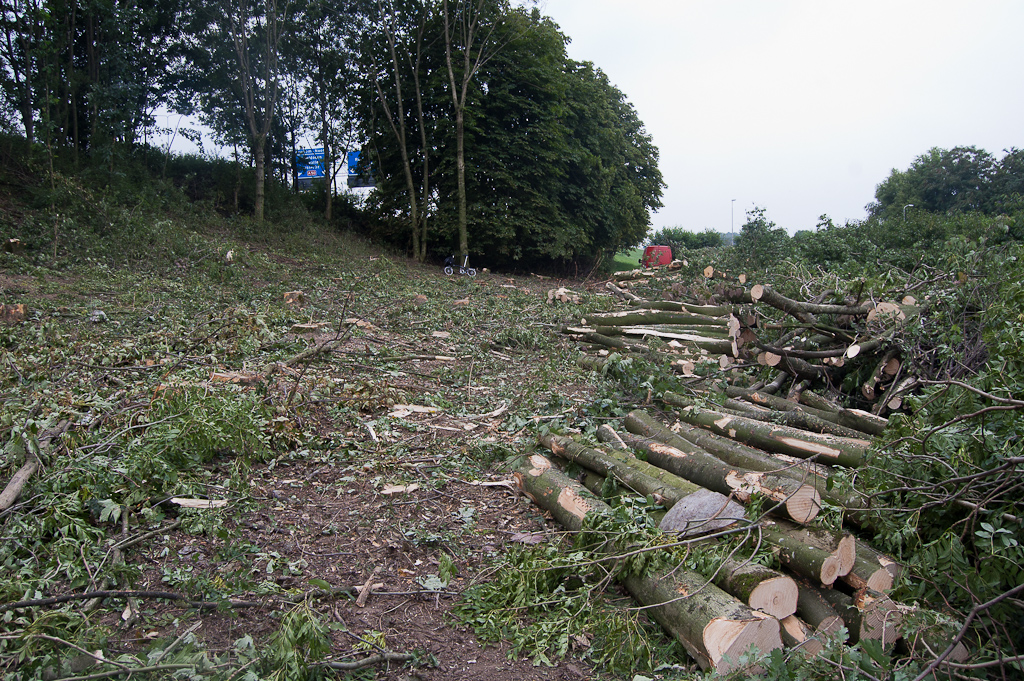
[444,254,476,277]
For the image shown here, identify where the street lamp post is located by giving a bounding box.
[731,199,736,236]
[903,203,914,221]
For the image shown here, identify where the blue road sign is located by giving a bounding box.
[296,148,325,179]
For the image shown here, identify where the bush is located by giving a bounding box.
[648,226,723,253]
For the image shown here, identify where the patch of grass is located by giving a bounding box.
[610,248,643,272]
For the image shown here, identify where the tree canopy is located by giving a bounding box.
[868,146,1024,220]
[0,0,663,269]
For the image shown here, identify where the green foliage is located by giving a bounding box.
[359,6,663,270]
[453,500,686,672]
[262,602,333,681]
[867,145,1019,219]
[732,207,792,272]
[650,227,724,253]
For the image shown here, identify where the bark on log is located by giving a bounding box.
[762,522,856,586]
[797,390,842,413]
[637,300,736,317]
[514,455,782,672]
[620,571,781,673]
[623,410,832,494]
[799,391,889,436]
[818,587,901,646]
[794,578,845,635]
[779,615,826,656]
[702,391,869,439]
[836,408,888,437]
[613,428,821,524]
[538,433,704,507]
[594,326,737,355]
[840,553,894,593]
[726,386,841,423]
[582,309,727,328]
[0,419,69,512]
[854,542,904,582]
[606,281,642,303]
[750,285,872,323]
[0,457,39,512]
[713,559,798,619]
[662,394,871,468]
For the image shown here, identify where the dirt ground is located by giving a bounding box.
[59,265,616,680]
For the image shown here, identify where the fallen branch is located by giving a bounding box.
[324,653,415,671]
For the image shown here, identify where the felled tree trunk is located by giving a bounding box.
[538,433,704,507]
[750,284,872,324]
[637,300,736,317]
[624,409,829,488]
[686,390,868,439]
[779,615,826,656]
[713,559,798,619]
[794,579,845,634]
[513,454,782,672]
[594,327,737,355]
[612,428,821,524]
[0,457,39,512]
[662,393,871,468]
[818,586,902,647]
[761,522,856,586]
[0,419,69,512]
[840,554,894,593]
[799,391,889,436]
[583,309,727,328]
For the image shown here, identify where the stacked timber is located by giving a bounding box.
[520,409,916,668]
[517,269,968,668]
[569,271,922,417]
[514,453,782,673]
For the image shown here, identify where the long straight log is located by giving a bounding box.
[612,429,820,524]
[594,327,737,355]
[513,455,781,672]
[626,411,876,523]
[538,433,703,506]
[694,391,870,439]
[637,300,736,317]
[726,386,845,424]
[624,409,829,488]
[713,559,798,619]
[799,391,889,436]
[541,433,746,535]
[662,393,871,468]
[621,410,875,514]
[582,309,728,328]
[762,522,855,586]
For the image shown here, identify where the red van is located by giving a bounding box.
[641,245,673,268]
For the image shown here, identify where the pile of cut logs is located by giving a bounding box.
[585,268,920,417]
[510,270,966,672]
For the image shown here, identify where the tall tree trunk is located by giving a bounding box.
[455,106,467,257]
[254,138,266,222]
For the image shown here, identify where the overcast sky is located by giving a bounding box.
[538,1,1024,234]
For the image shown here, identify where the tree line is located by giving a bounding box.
[0,0,664,270]
[652,145,1023,275]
